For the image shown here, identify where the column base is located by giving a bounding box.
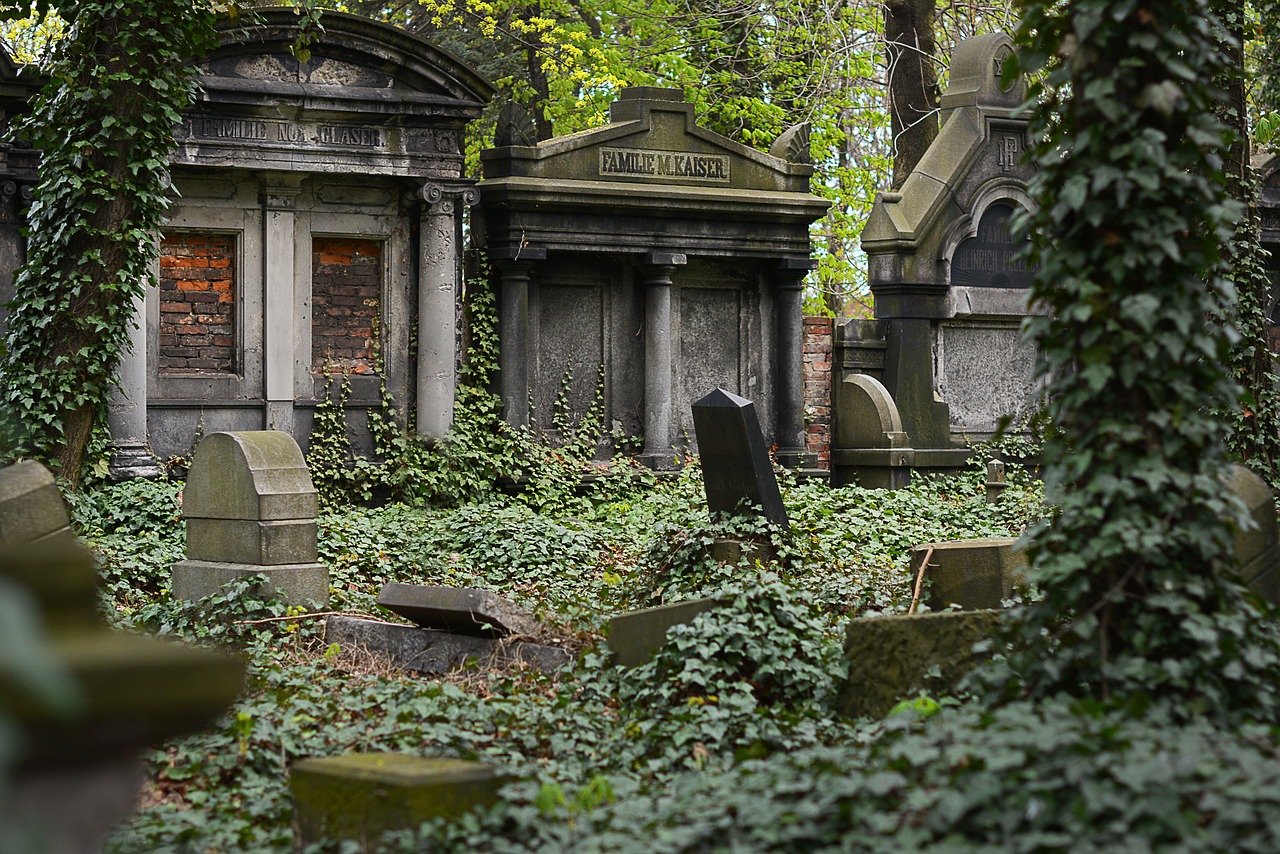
[636,449,679,471]
[775,448,818,471]
[108,441,164,482]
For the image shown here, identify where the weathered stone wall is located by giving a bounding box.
[803,316,832,469]
[158,233,236,374]
[311,237,381,375]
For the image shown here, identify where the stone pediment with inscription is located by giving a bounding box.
[861,32,1037,290]
[171,10,491,177]
[482,87,814,194]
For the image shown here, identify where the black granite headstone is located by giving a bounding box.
[691,388,789,529]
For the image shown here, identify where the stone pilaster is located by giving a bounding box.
[261,176,303,434]
[774,259,817,469]
[637,252,686,469]
[107,289,162,480]
[417,181,478,440]
[493,248,545,428]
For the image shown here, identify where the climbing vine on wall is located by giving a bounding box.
[999,0,1280,717]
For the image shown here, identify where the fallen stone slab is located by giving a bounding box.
[607,597,722,667]
[377,583,539,638]
[325,616,570,675]
[291,753,509,849]
[838,609,1003,719]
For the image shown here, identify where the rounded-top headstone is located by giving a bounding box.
[836,374,909,450]
[183,431,317,522]
[940,32,1025,112]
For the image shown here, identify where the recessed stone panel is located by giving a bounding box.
[936,320,1036,438]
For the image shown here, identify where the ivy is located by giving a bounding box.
[997,0,1280,718]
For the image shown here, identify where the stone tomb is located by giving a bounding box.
[96,10,493,475]
[836,32,1041,482]
[476,87,829,469]
[172,430,328,606]
[691,388,789,529]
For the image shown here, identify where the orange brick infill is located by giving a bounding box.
[312,237,382,374]
[802,317,833,469]
[159,233,236,373]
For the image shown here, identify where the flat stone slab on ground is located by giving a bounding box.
[607,597,722,667]
[291,753,509,848]
[325,616,570,675]
[377,583,538,638]
[839,609,1003,719]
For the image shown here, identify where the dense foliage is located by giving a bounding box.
[997,0,1280,714]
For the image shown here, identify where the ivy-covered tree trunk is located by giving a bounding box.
[885,0,938,190]
[1007,0,1279,716]
[0,1,219,487]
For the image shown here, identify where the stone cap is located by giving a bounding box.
[939,32,1025,115]
[183,431,318,521]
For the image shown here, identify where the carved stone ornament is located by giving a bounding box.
[769,123,811,165]
[420,181,480,207]
[494,101,538,148]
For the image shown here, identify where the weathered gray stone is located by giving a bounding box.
[325,616,570,675]
[607,598,722,667]
[839,609,1003,719]
[171,561,330,607]
[1223,464,1280,605]
[0,460,71,546]
[183,431,318,522]
[913,537,1026,611]
[708,538,776,567]
[691,388,789,528]
[377,583,539,638]
[831,373,914,489]
[985,459,1007,504]
[186,518,319,566]
[291,753,510,849]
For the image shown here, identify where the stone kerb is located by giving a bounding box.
[172,430,328,607]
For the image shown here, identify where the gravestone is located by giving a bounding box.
[171,430,328,606]
[377,583,539,638]
[691,388,789,529]
[607,598,723,667]
[0,462,244,853]
[830,373,914,489]
[912,537,1027,611]
[840,32,1039,470]
[292,754,510,848]
[324,616,570,675]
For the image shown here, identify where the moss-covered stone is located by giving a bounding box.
[291,753,510,848]
[914,537,1027,611]
[607,598,722,667]
[838,609,1003,719]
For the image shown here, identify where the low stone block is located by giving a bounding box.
[171,560,329,607]
[838,609,1003,719]
[914,537,1026,611]
[0,460,72,546]
[325,616,570,675]
[185,518,318,566]
[183,431,318,521]
[377,584,538,638]
[607,598,722,667]
[708,538,776,567]
[1223,464,1280,605]
[291,753,509,848]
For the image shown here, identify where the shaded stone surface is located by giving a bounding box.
[607,598,721,667]
[839,609,1002,719]
[291,753,509,848]
[831,373,914,489]
[325,616,570,675]
[377,583,538,638]
[186,518,319,566]
[1223,464,1280,605]
[171,561,330,607]
[0,459,72,546]
[914,537,1027,611]
[691,388,789,528]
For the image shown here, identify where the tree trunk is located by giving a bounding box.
[885,0,939,190]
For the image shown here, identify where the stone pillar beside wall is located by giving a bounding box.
[261,177,303,434]
[773,260,816,470]
[802,316,833,469]
[108,291,163,480]
[494,248,544,429]
[638,252,685,470]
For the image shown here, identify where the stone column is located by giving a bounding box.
[638,252,686,470]
[774,259,817,470]
[107,289,162,480]
[416,182,479,440]
[261,178,302,434]
[494,248,545,429]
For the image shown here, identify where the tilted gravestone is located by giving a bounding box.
[378,583,539,638]
[0,461,244,852]
[691,388,789,529]
[171,430,328,606]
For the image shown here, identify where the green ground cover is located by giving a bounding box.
[72,458,1055,851]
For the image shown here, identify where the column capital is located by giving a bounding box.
[641,251,687,269]
[259,171,304,211]
[419,179,480,210]
[774,257,816,289]
[490,245,547,266]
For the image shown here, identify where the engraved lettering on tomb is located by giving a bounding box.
[598,147,731,183]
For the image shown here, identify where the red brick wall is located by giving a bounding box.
[158,233,236,374]
[312,238,382,374]
[803,316,833,469]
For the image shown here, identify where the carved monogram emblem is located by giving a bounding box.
[998,133,1022,172]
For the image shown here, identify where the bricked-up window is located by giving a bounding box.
[312,238,382,374]
[158,234,236,374]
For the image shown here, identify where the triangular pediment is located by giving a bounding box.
[483,88,813,194]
